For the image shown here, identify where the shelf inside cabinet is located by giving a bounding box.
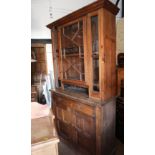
[62,79,88,88]
[62,53,84,57]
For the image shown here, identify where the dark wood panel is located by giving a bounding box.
[78,132,95,154]
[53,93,95,117]
[52,91,116,155]
[49,1,118,154]
[31,44,48,76]
[76,112,95,137]
[57,120,72,140]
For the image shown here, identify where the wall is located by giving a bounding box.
[31,0,123,39]
[31,0,95,39]
[116,18,124,60]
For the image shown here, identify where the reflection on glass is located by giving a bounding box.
[91,15,99,92]
[61,20,85,81]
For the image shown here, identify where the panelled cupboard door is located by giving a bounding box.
[53,93,96,154]
[55,109,96,154]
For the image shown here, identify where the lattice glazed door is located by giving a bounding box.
[60,19,85,81]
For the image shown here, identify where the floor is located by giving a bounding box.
[58,138,124,155]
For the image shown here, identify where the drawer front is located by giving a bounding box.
[53,93,95,117]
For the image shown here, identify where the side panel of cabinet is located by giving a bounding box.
[101,9,117,100]
[101,99,116,155]
[87,10,101,100]
[51,29,60,88]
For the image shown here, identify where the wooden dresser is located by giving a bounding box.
[52,89,116,155]
[31,114,59,155]
[47,1,119,154]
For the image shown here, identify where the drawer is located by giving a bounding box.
[75,103,95,117]
[53,94,72,110]
[53,93,95,117]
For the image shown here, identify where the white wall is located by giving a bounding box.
[117,18,124,54]
[31,0,95,39]
[31,0,123,39]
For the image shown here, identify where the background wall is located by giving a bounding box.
[116,18,124,57]
[32,0,95,39]
[31,0,123,39]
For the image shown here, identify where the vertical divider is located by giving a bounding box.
[58,27,64,89]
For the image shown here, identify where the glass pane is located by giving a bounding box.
[91,15,99,92]
[61,20,85,81]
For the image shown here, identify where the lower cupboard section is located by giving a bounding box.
[56,116,96,154]
[52,91,116,155]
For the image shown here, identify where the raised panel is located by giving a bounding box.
[63,109,72,124]
[56,107,63,120]
[78,132,95,154]
[83,116,95,136]
[58,121,71,140]
[76,112,95,137]
[58,121,77,143]
[78,103,95,117]
[76,114,84,130]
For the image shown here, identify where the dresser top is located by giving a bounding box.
[52,88,115,107]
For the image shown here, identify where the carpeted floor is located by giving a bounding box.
[58,138,124,155]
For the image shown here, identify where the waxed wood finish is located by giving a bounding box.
[48,7,118,100]
[51,29,59,88]
[101,9,117,100]
[48,1,119,155]
[52,90,116,155]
